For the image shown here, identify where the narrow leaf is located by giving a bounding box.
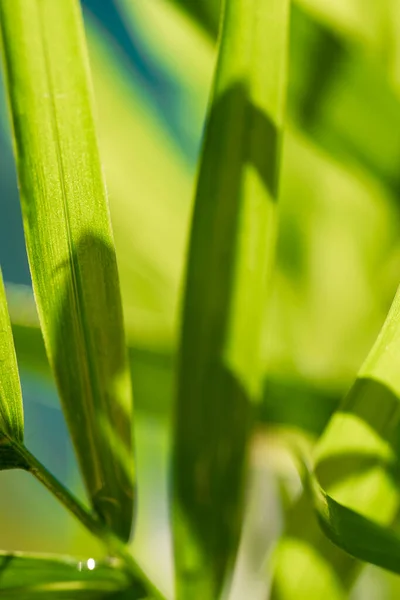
[168,0,220,38]
[172,0,289,598]
[271,286,400,599]
[308,466,400,578]
[0,0,134,541]
[170,0,400,198]
[0,551,146,599]
[0,271,24,445]
[0,270,27,471]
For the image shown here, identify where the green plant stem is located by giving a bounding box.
[17,444,166,600]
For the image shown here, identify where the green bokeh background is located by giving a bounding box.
[1,1,400,598]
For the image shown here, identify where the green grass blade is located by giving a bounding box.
[168,0,220,38]
[0,271,24,447]
[271,286,400,599]
[170,0,400,200]
[308,467,400,577]
[0,551,147,599]
[172,0,289,598]
[0,0,134,542]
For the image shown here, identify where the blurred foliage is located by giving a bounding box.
[1,0,400,598]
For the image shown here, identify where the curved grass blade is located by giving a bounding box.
[172,0,289,598]
[0,0,134,541]
[306,466,400,577]
[271,286,400,599]
[0,551,147,599]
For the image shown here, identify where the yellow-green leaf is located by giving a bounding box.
[172,0,290,598]
[0,0,134,542]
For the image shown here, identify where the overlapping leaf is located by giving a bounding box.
[170,0,400,204]
[172,0,289,598]
[0,0,134,541]
[0,272,24,450]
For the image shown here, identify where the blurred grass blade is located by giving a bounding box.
[169,0,220,38]
[170,0,400,199]
[0,0,134,541]
[0,551,147,599]
[172,0,289,598]
[308,284,400,575]
[0,271,24,445]
[271,286,400,599]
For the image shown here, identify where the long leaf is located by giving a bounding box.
[0,0,134,541]
[0,270,26,471]
[0,551,147,599]
[308,285,400,576]
[172,0,289,598]
[271,285,400,599]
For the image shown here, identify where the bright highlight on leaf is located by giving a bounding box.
[308,467,400,577]
[172,0,289,598]
[0,0,135,542]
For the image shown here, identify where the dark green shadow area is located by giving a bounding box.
[54,233,134,544]
[289,5,400,198]
[260,376,340,436]
[0,443,28,471]
[289,5,347,129]
[174,81,281,597]
[11,321,174,420]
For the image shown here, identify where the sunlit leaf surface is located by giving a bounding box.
[271,283,400,599]
[0,0,134,542]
